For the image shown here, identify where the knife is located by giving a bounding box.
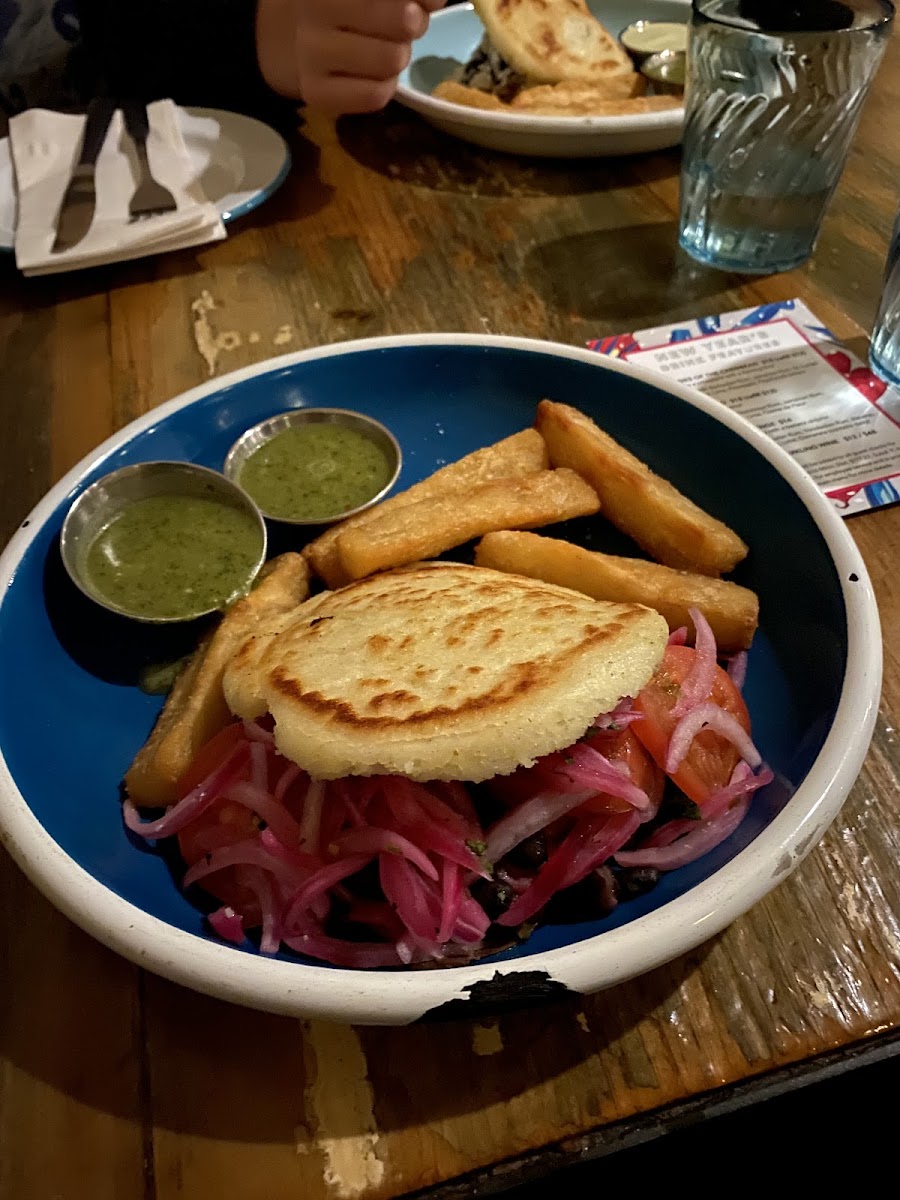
[51,96,118,254]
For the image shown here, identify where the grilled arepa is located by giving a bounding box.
[472,0,635,86]
[222,562,668,783]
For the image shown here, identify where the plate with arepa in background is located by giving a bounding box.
[395,0,689,157]
[0,334,880,1024]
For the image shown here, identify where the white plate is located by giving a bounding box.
[394,0,689,158]
[0,106,291,252]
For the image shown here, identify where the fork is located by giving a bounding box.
[123,101,178,222]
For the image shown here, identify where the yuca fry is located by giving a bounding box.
[337,469,600,581]
[125,553,310,806]
[511,91,679,116]
[475,531,758,652]
[535,400,748,577]
[304,428,548,588]
[433,81,510,111]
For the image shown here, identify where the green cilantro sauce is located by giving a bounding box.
[82,495,263,620]
[238,424,393,521]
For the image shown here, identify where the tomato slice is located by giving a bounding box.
[577,727,665,815]
[633,645,750,805]
[175,796,259,914]
[489,726,664,820]
[175,722,246,799]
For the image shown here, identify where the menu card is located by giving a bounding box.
[589,299,900,516]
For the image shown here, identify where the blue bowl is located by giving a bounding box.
[0,336,880,1024]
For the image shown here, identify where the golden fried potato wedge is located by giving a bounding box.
[433,81,510,110]
[512,89,677,116]
[535,400,748,576]
[304,429,548,588]
[475,531,758,652]
[125,553,310,806]
[511,74,647,113]
[337,469,600,581]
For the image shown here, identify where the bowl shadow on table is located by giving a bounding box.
[137,945,715,1140]
[336,107,681,200]
[524,224,750,325]
[0,839,713,1142]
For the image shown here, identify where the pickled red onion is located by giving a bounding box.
[282,854,372,929]
[123,742,249,839]
[336,826,439,881]
[551,742,650,810]
[615,795,751,870]
[703,762,773,819]
[224,780,304,847]
[208,906,245,945]
[258,828,319,871]
[284,932,402,969]
[249,741,268,791]
[438,861,463,943]
[430,781,481,831]
[672,607,717,718]
[643,764,773,850]
[379,853,440,942]
[484,789,594,866]
[666,702,762,775]
[728,652,748,691]
[236,865,281,954]
[496,821,592,927]
[497,810,641,927]
[182,837,311,893]
[592,698,642,730]
[274,763,302,802]
[243,720,274,744]
[560,811,642,889]
[298,778,325,855]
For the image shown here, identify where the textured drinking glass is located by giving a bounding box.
[679,0,894,274]
[871,211,900,388]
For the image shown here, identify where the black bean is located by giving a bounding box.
[507,832,548,870]
[545,865,620,923]
[343,860,382,900]
[616,866,661,899]
[326,917,383,944]
[470,877,516,921]
[322,894,352,937]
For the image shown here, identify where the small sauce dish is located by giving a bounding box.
[60,462,267,624]
[223,408,402,527]
[640,49,687,95]
[621,19,689,66]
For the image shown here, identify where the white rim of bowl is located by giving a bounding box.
[394,2,687,132]
[0,333,881,1025]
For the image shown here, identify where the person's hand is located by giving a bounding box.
[256,0,447,115]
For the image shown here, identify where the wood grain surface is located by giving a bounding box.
[2,29,900,1200]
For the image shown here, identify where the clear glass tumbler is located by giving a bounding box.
[679,0,894,274]
[871,211,900,388]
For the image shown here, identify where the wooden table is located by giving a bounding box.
[3,36,900,1200]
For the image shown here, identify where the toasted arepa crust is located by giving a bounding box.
[472,0,636,85]
[222,563,668,782]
